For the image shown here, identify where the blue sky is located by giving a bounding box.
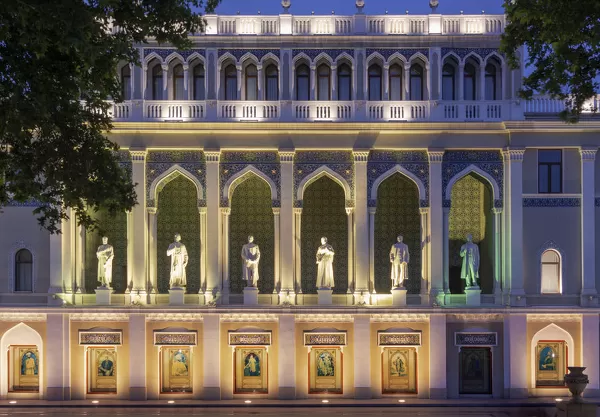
[214,0,505,16]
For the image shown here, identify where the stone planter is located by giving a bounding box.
[564,366,589,402]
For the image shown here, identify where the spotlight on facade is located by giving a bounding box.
[168,400,175,404]
[555,398,563,402]
[322,399,329,403]
[245,400,252,404]
[92,400,99,404]
[8,401,16,404]
[398,399,406,403]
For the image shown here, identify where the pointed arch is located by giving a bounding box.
[442,51,461,65]
[143,52,164,66]
[370,165,426,201]
[409,52,430,67]
[165,52,185,66]
[297,166,352,202]
[484,51,505,66]
[386,52,408,66]
[0,323,44,398]
[366,52,386,67]
[218,52,238,68]
[463,52,483,66]
[530,323,575,388]
[292,52,312,66]
[186,52,206,66]
[149,165,204,207]
[335,52,355,68]
[445,165,500,201]
[239,52,259,67]
[223,166,278,202]
[260,52,280,66]
[312,52,334,66]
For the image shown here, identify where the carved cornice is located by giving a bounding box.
[527,314,581,322]
[130,150,147,162]
[370,314,429,323]
[502,148,525,162]
[145,313,203,322]
[205,151,221,162]
[220,313,279,322]
[447,314,504,322]
[427,150,444,164]
[295,314,353,323]
[353,150,370,162]
[278,151,295,162]
[0,313,46,322]
[580,147,598,162]
[70,313,129,322]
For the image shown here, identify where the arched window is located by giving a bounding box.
[224,64,237,100]
[265,64,279,101]
[296,64,310,101]
[152,64,163,100]
[121,65,131,100]
[442,63,456,101]
[485,63,497,100]
[409,64,424,101]
[193,64,205,100]
[172,64,184,100]
[245,64,258,101]
[389,64,403,101]
[541,250,561,294]
[464,63,477,101]
[15,249,33,292]
[337,63,352,101]
[368,64,382,101]
[317,64,331,101]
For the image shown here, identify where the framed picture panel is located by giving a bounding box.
[308,347,343,394]
[8,345,39,392]
[535,340,567,387]
[234,347,268,394]
[160,347,193,393]
[381,347,417,394]
[458,347,492,394]
[87,347,117,393]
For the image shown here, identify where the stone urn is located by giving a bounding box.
[564,367,589,402]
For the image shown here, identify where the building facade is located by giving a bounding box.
[1,1,600,402]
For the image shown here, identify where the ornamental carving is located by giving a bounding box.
[366,49,429,61]
[455,332,497,347]
[377,332,422,346]
[218,49,280,61]
[523,197,581,208]
[79,331,122,346]
[228,332,272,346]
[143,48,205,60]
[154,331,197,346]
[303,332,347,346]
[292,49,355,60]
[441,48,501,61]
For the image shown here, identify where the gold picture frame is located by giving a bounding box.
[536,340,567,387]
[87,347,117,394]
[308,347,343,394]
[381,347,417,394]
[8,345,39,392]
[160,347,192,393]
[234,347,268,394]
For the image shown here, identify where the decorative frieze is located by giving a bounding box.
[220,313,279,322]
[366,48,429,60]
[295,314,353,323]
[377,331,422,347]
[153,331,198,346]
[292,49,354,60]
[79,330,123,346]
[447,314,503,322]
[218,49,280,60]
[455,332,498,347]
[527,314,581,322]
[70,313,129,322]
[303,331,347,346]
[228,331,272,346]
[370,314,429,323]
[145,313,203,322]
[143,48,205,60]
[441,48,500,60]
[523,197,581,208]
[0,312,46,322]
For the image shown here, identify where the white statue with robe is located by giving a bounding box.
[316,237,335,289]
[389,235,410,288]
[96,236,114,288]
[241,235,261,287]
[460,234,480,288]
[167,233,188,288]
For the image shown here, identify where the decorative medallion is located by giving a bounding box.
[303,331,347,346]
[377,332,422,347]
[455,332,497,347]
[153,331,197,346]
[228,331,272,346]
[79,330,123,346]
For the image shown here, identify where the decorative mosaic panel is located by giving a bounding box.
[228,332,272,346]
[153,331,197,346]
[455,332,497,347]
[523,198,581,207]
[79,331,122,346]
[366,49,429,60]
[220,151,280,207]
[442,150,503,208]
[229,176,275,295]
[304,332,347,346]
[146,151,206,207]
[368,150,429,207]
[378,332,422,346]
[374,173,421,294]
[292,49,355,60]
[5,199,42,207]
[218,49,280,61]
[143,48,205,60]
[441,48,501,61]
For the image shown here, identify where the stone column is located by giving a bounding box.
[458,64,465,101]
[353,151,370,298]
[383,64,390,100]
[279,151,295,302]
[403,64,410,100]
[346,207,355,294]
[278,315,296,399]
[492,208,502,304]
[429,314,447,398]
[273,207,281,292]
[129,150,148,300]
[419,208,430,304]
[75,224,85,294]
[310,65,316,101]
[199,206,207,294]
[129,313,147,400]
[62,211,74,294]
[205,151,221,303]
[257,64,264,100]
[183,64,189,100]
[479,66,486,101]
[294,208,302,293]
[368,207,376,294]
[580,148,597,306]
[502,149,525,305]
[582,314,600,397]
[126,210,133,293]
[236,65,242,100]
[46,313,70,400]
[442,207,450,298]
[147,208,158,294]
[203,314,221,399]
[331,65,338,101]
[161,63,168,100]
[49,228,63,296]
[354,315,371,398]
[428,150,444,304]
[503,314,527,398]
[221,207,231,303]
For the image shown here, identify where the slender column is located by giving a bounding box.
[403,64,410,100]
[75,224,85,294]
[221,207,231,302]
[46,313,70,400]
[368,207,376,294]
[419,208,430,304]
[257,64,264,100]
[428,150,445,304]
[580,148,597,305]
[582,314,600,396]
[425,64,431,100]
[346,207,355,293]
[199,207,207,293]
[70,210,78,293]
[479,66,486,101]
[310,65,316,101]
[279,151,295,301]
[129,150,148,298]
[236,65,242,100]
[161,63,168,100]
[147,208,158,293]
[458,64,465,101]
[354,315,371,399]
[273,207,281,292]
[278,315,296,399]
[501,62,507,100]
[205,151,221,303]
[183,64,189,100]
[61,211,74,294]
[503,314,527,398]
[331,65,338,101]
[49,229,63,295]
[383,64,390,100]
[442,207,450,296]
[353,151,370,296]
[129,313,147,400]
[429,314,447,398]
[492,208,502,304]
[203,314,221,400]
[294,208,302,293]
[126,210,133,293]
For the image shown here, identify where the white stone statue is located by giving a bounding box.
[167,233,188,288]
[241,235,261,287]
[390,235,410,288]
[460,234,480,288]
[316,237,335,289]
[96,236,114,288]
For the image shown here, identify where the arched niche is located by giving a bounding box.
[530,323,575,389]
[0,323,44,398]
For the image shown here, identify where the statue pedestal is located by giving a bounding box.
[95,287,111,306]
[557,401,598,417]
[243,286,259,305]
[391,287,408,306]
[317,288,333,305]
[169,287,185,306]
[465,287,481,306]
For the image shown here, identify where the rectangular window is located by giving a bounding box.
[538,150,562,193]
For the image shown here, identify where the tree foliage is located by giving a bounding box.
[0,0,220,233]
[501,0,600,123]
